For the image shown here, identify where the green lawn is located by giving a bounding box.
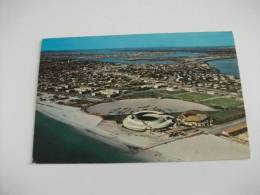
[121,89,243,110]
[121,89,185,99]
[201,97,243,109]
[173,92,213,102]
[173,92,243,109]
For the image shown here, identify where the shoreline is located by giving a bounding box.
[35,100,250,162]
[36,100,171,162]
[37,99,183,148]
[36,101,132,151]
[205,58,240,78]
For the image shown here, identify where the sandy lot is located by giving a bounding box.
[151,134,250,161]
[87,98,216,115]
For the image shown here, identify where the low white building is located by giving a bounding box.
[206,90,215,95]
[166,87,174,92]
[99,89,120,98]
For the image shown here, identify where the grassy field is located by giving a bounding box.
[206,109,245,124]
[201,97,243,109]
[173,92,213,102]
[120,89,185,99]
[120,89,243,110]
[174,92,243,109]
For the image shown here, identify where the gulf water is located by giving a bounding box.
[33,112,145,163]
[207,58,240,78]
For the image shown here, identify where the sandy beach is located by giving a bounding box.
[36,101,132,151]
[37,100,176,153]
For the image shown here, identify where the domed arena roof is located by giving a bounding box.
[122,111,174,131]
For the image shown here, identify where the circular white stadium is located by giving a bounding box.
[122,110,174,131]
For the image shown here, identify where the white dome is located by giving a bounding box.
[122,110,174,131]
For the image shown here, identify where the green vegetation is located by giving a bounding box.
[181,93,246,123]
[206,109,245,124]
[120,89,185,99]
[119,89,244,110]
[201,97,243,109]
[102,114,126,123]
[173,92,243,109]
[173,92,213,102]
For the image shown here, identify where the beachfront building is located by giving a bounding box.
[177,112,213,127]
[122,111,174,131]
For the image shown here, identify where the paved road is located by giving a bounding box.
[203,117,246,135]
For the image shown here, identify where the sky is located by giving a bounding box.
[41,31,235,51]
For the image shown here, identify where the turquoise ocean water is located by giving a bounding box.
[33,112,145,163]
[207,58,240,78]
